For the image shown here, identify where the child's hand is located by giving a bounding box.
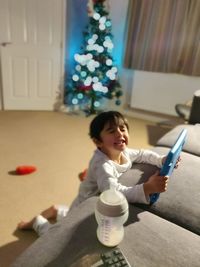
[162,156,167,165]
[143,170,169,197]
[162,155,181,169]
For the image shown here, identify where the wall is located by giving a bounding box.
[130,71,200,116]
[65,0,89,74]
[108,1,200,117]
[65,0,129,72]
[0,64,2,110]
[1,0,199,113]
[66,0,200,117]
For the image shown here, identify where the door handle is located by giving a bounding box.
[0,42,12,47]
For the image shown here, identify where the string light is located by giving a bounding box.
[72,74,79,81]
[93,12,100,20]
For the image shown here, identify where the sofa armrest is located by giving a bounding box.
[119,147,200,236]
[157,124,200,156]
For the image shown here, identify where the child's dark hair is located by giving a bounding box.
[89,111,129,141]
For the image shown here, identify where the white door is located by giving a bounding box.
[0,0,65,110]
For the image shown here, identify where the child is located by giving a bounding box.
[18,111,168,236]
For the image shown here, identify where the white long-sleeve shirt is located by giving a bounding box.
[71,148,163,208]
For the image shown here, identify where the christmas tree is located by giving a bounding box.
[64,0,122,115]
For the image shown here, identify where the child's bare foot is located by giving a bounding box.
[17,205,58,231]
[18,218,35,230]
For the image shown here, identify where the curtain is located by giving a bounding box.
[124,0,200,76]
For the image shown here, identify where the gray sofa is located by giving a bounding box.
[11,124,200,267]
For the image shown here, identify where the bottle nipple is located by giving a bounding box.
[102,178,123,205]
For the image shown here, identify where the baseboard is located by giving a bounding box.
[123,106,185,126]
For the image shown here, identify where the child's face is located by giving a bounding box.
[95,121,129,157]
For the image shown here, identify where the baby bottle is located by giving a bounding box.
[95,180,129,247]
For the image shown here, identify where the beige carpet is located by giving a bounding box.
[0,110,176,266]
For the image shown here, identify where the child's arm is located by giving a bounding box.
[146,155,180,204]
[95,161,168,205]
[95,163,149,204]
[128,148,165,168]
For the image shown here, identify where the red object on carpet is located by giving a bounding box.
[16,165,37,175]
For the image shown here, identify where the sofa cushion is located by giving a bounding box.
[156,124,200,156]
[119,147,200,235]
[11,197,200,267]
